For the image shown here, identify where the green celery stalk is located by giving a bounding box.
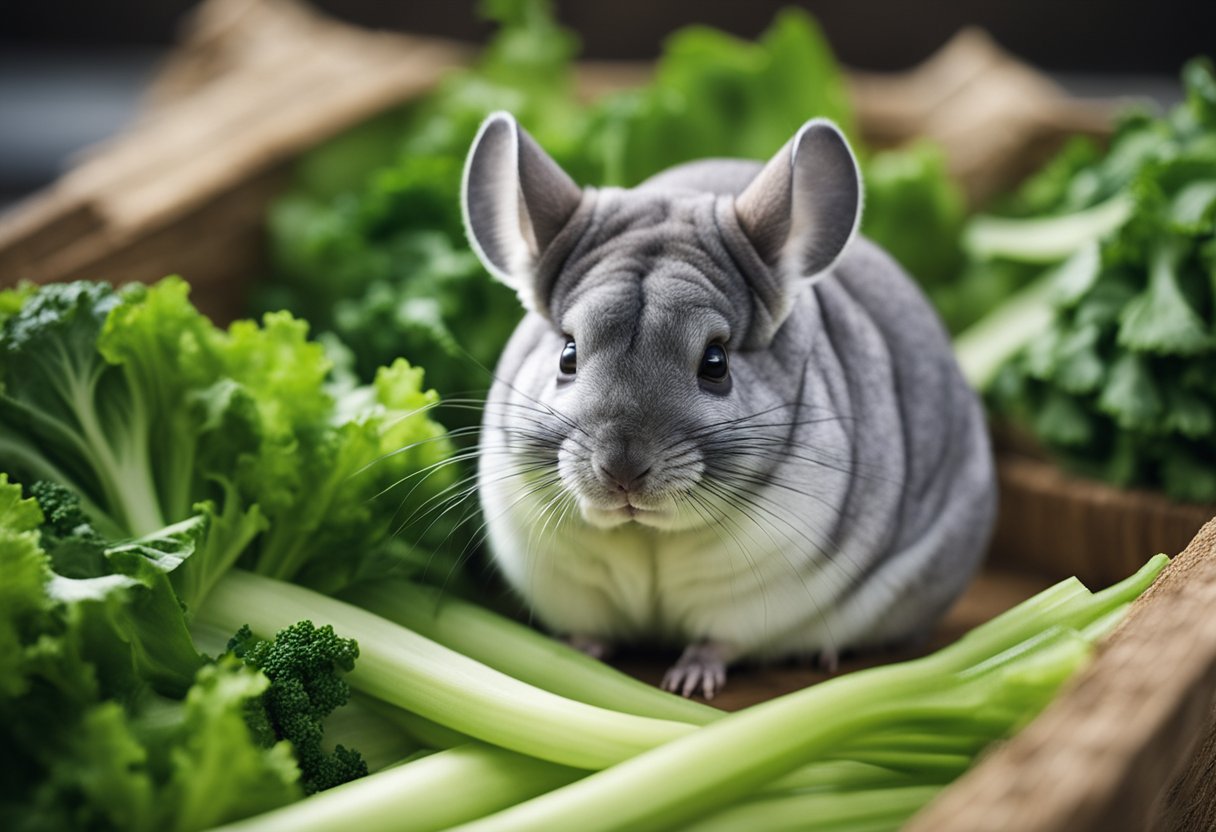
[199,570,696,770]
[209,561,1165,832]
[827,750,972,777]
[446,633,1091,832]
[321,694,423,773]
[766,760,945,793]
[342,579,722,725]
[354,693,474,750]
[840,731,989,756]
[962,193,1133,263]
[209,745,583,832]
[917,555,1165,674]
[679,786,943,832]
[952,273,1056,390]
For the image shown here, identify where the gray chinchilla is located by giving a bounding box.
[461,111,996,699]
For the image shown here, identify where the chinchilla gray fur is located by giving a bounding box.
[461,111,996,698]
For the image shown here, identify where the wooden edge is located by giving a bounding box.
[905,517,1216,832]
[0,0,1125,295]
[990,452,1216,586]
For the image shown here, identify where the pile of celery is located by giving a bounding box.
[202,555,1167,832]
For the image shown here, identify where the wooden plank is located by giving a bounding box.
[990,451,1215,586]
[848,27,1115,206]
[0,0,468,293]
[0,0,1120,304]
[905,518,1216,832]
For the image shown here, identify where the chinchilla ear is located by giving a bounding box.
[462,111,584,312]
[735,119,862,296]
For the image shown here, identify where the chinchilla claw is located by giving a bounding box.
[662,643,731,700]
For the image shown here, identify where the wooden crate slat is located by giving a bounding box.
[906,518,1216,831]
[991,452,1216,586]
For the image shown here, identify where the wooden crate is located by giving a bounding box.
[3,0,1215,828]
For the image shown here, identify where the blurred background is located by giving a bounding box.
[2,0,1213,210]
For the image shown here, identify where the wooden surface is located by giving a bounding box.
[0,0,469,323]
[907,518,1216,832]
[847,27,1113,205]
[0,0,1118,321]
[991,451,1216,587]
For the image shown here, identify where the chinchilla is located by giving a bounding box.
[461,111,996,698]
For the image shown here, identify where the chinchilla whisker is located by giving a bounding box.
[371,447,490,501]
[704,459,849,511]
[438,399,574,430]
[674,491,749,617]
[703,462,841,508]
[390,455,554,542]
[675,403,853,444]
[703,440,868,482]
[697,478,848,655]
[421,469,564,572]
[719,476,885,581]
[699,475,844,575]
[376,446,554,522]
[680,488,769,630]
[395,457,558,536]
[384,467,486,536]
[710,441,900,487]
[652,402,798,454]
[663,461,704,480]
[705,474,885,593]
[350,426,484,479]
[428,340,590,438]
[438,472,566,587]
[528,487,575,571]
[680,486,753,610]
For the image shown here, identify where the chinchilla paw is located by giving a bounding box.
[661,642,733,700]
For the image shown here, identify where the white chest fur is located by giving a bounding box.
[478,439,866,659]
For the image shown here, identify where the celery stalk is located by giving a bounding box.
[342,579,722,725]
[962,193,1133,263]
[919,555,1166,674]
[444,563,1163,832]
[952,273,1056,390]
[200,570,695,770]
[210,745,583,832]
[679,786,943,832]
[766,760,937,793]
[445,661,1076,831]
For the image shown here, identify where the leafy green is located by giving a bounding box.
[0,278,457,591]
[0,476,302,832]
[260,0,967,401]
[957,57,1216,501]
[861,142,974,329]
[1117,238,1213,354]
[583,8,855,187]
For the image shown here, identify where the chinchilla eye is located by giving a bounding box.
[559,339,577,375]
[699,343,729,382]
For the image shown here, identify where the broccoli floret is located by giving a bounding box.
[227,622,367,794]
[28,480,108,577]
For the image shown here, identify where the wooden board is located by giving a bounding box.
[0,0,1117,324]
[0,0,470,323]
[906,518,1216,831]
[990,451,1216,587]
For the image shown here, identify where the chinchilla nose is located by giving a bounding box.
[594,456,652,492]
